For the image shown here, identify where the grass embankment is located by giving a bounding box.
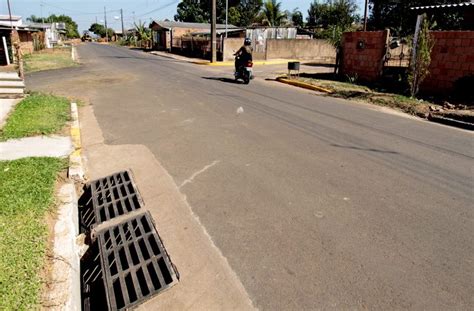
[296,75,430,117]
[0,157,65,310]
[0,93,70,140]
[24,47,77,73]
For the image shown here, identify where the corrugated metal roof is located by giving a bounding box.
[0,15,21,21]
[411,1,474,10]
[151,20,238,30]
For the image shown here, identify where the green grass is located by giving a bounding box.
[0,93,70,140]
[297,77,430,117]
[24,48,77,73]
[0,157,65,310]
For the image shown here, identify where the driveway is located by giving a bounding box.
[27,43,473,310]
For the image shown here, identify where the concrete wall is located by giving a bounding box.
[265,39,336,62]
[421,31,474,93]
[223,38,244,61]
[341,30,389,81]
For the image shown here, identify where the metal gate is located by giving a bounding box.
[383,37,412,69]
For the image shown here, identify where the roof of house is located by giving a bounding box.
[150,20,238,30]
[23,22,52,29]
[410,1,474,10]
[189,28,245,36]
[0,15,22,21]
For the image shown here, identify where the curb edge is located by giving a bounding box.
[276,77,334,94]
[69,102,85,182]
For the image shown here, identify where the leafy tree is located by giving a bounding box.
[174,0,207,23]
[291,8,304,27]
[369,0,466,36]
[27,14,80,38]
[134,22,151,41]
[307,0,358,29]
[238,0,263,26]
[259,0,287,26]
[88,23,114,38]
[174,0,261,26]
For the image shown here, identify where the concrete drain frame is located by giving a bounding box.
[79,171,178,310]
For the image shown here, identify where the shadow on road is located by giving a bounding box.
[331,143,399,154]
[202,77,243,84]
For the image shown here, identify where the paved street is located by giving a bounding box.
[28,43,473,310]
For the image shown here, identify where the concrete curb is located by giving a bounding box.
[46,183,82,311]
[69,102,85,182]
[276,76,334,94]
[428,114,474,131]
[71,46,77,62]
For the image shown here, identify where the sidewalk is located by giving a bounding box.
[79,103,255,310]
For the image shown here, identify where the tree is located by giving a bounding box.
[408,14,434,96]
[291,8,304,27]
[368,0,466,37]
[238,0,263,26]
[174,0,261,26]
[27,14,80,38]
[174,0,207,23]
[88,23,114,38]
[307,0,358,29]
[260,0,286,26]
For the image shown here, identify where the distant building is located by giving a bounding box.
[0,15,66,65]
[149,20,241,51]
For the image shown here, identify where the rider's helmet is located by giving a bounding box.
[244,38,252,46]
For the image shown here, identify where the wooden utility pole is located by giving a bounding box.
[120,9,125,38]
[211,0,217,63]
[104,6,108,42]
[363,0,368,31]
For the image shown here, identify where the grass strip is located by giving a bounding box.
[0,157,65,310]
[297,77,430,117]
[24,48,77,73]
[0,93,70,140]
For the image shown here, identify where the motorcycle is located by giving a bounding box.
[234,57,253,84]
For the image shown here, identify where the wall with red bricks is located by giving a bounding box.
[421,31,474,94]
[340,30,389,81]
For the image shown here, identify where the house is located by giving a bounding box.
[0,15,66,65]
[149,20,241,51]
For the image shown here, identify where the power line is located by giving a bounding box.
[135,0,179,18]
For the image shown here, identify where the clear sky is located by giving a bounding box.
[2,0,366,33]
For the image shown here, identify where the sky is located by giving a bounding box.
[2,0,366,33]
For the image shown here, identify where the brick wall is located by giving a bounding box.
[341,30,389,81]
[421,31,474,93]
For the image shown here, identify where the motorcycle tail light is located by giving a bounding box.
[246,61,253,67]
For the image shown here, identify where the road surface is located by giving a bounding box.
[28,44,473,310]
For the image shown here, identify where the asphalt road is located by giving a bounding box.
[29,43,473,310]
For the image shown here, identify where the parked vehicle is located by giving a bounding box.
[234,57,253,84]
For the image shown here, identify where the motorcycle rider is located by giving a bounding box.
[234,38,253,73]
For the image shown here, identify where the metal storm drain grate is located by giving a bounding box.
[79,171,142,233]
[81,211,179,310]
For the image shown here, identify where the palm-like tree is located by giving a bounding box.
[261,0,286,26]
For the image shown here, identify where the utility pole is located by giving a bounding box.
[104,6,108,42]
[120,9,125,38]
[363,0,368,31]
[211,0,217,63]
[225,0,228,38]
[7,0,13,29]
